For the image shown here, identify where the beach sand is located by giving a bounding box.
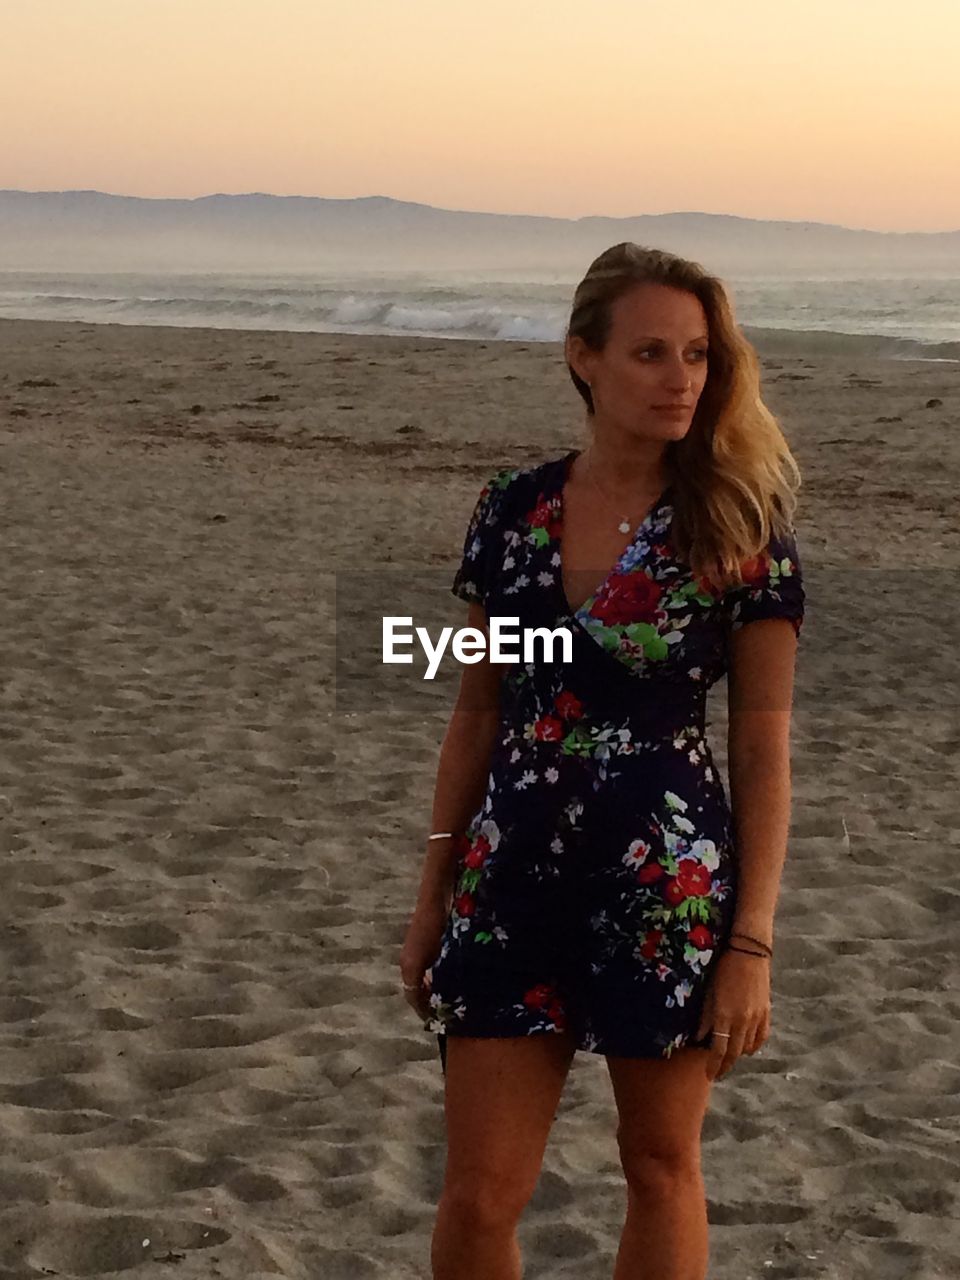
[1,315,958,1278]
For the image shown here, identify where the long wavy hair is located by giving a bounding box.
[564,242,803,591]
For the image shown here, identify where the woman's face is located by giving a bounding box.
[568,282,710,442]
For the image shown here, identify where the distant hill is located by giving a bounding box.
[1,189,957,274]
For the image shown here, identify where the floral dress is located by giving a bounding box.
[424,449,805,1065]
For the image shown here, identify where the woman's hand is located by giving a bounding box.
[399,897,449,1022]
[695,947,771,1081]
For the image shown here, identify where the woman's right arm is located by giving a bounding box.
[410,600,504,916]
[399,602,504,1014]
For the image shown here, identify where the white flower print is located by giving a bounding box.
[537,571,554,586]
[665,979,693,1009]
[478,818,502,852]
[664,791,688,812]
[622,838,651,869]
[673,815,696,834]
[688,837,720,871]
[509,747,521,763]
[514,770,538,790]
[544,766,559,784]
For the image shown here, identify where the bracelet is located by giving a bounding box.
[727,943,770,958]
[427,832,456,842]
[730,930,773,955]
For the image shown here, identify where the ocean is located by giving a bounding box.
[2,267,958,362]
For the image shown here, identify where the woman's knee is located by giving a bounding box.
[616,1132,702,1197]
[439,1168,537,1232]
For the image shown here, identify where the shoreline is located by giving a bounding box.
[2,313,958,365]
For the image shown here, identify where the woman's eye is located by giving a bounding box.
[635,349,709,359]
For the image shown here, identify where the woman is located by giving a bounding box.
[399,242,805,1280]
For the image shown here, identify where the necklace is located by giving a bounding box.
[583,450,663,535]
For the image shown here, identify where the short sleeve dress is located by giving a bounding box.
[425,449,804,1066]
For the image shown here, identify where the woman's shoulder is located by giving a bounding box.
[476,452,568,502]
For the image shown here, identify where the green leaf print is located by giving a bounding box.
[460,869,481,892]
[675,580,706,601]
[689,898,713,923]
[561,726,595,757]
[530,526,550,548]
[474,931,493,943]
[622,622,658,645]
[643,634,669,660]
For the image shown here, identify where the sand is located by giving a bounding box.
[0,315,958,1278]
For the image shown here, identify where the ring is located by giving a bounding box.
[713,1032,731,1038]
[401,982,419,992]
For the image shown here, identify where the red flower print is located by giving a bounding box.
[522,983,555,1010]
[676,862,713,897]
[546,999,567,1028]
[453,831,472,857]
[455,892,476,917]
[664,862,712,904]
[526,494,562,537]
[640,928,663,959]
[687,924,714,949]
[589,571,662,626]
[739,553,769,586]
[533,715,565,741]
[464,834,491,868]
[554,690,584,720]
[637,862,664,884]
[664,879,686,906]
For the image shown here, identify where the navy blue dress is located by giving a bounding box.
[425,449,804,1065]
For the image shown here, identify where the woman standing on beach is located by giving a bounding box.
[400,242,805,1280]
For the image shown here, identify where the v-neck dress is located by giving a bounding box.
[424,449,805,1063]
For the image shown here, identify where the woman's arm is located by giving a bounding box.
[411,601,504,915]
[726,617,798,947]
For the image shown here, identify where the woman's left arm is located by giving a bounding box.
[726,615,799,946]
[696,617,798,1079]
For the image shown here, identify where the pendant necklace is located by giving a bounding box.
[584,450,654,535]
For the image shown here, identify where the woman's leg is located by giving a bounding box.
[432,1032,577,1280]
[606,1047,713,1280]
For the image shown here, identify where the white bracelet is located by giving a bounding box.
[427,832,455,841]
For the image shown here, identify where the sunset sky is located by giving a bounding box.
[3,0,958,232]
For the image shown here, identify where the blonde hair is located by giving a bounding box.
[564,242,802,591]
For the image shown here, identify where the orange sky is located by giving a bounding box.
[2,0,958,232]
